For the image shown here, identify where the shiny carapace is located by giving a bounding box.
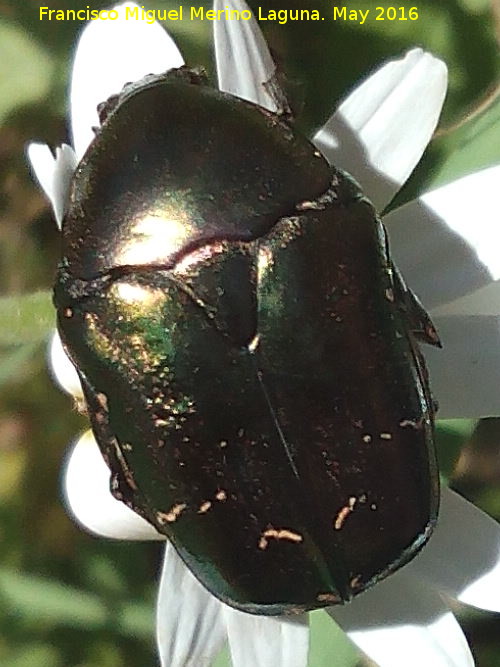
[54,67,440,615]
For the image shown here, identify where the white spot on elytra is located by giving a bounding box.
[248,334,260,353]
[198,501,212,514]
[157,503,187,524]
[258,527,303,550]
[334,496,357,530]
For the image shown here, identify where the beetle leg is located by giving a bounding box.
[382,224,441,348]
[261,63,295,123]
[391,262,441,348]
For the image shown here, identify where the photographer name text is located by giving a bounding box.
[39,5,420,25]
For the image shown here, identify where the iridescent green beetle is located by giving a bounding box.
[54,67,441,615]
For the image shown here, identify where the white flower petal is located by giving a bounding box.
[428,314,500,419]
[157,542,227,667]
[329,571,473,667]
[423,165,500,282]
[431,281,500,318]
[52,145,78,225]
[314,49,447,210]
[422,165,500,280]
[409,488,500,612]
[27,143,77,227]
[49,331,84,400]
[27,143,55,204]
[64,430,164,540]
[213,0,278,111]
[223,606,309,667]
[383,166,500,419]
[421,166,500,318]
[385,165,500,313]
[70,1,184,159]
[422,314,500,418]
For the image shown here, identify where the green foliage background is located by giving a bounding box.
[0,0,499,665]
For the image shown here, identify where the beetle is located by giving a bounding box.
[54,66,441,615]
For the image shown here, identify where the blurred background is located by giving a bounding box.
[0,0,499,665]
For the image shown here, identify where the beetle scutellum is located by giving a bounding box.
[54,65,441,615]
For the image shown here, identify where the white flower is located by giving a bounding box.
[28,1,500,666]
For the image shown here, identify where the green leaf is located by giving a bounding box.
[83,555,128,597]
[212,645,231,667]
[212,611,360,667]
[0,20,54,123]
[116,601,154,640]
[0,568,108,628]
[435,419,476,479]
[431,94,500,189]
[0,568,153,637]
[0,291,54,346]
[391,93,500,209]
[4,644,62,667]
[0,341,40,386]
[309,611,360,667]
